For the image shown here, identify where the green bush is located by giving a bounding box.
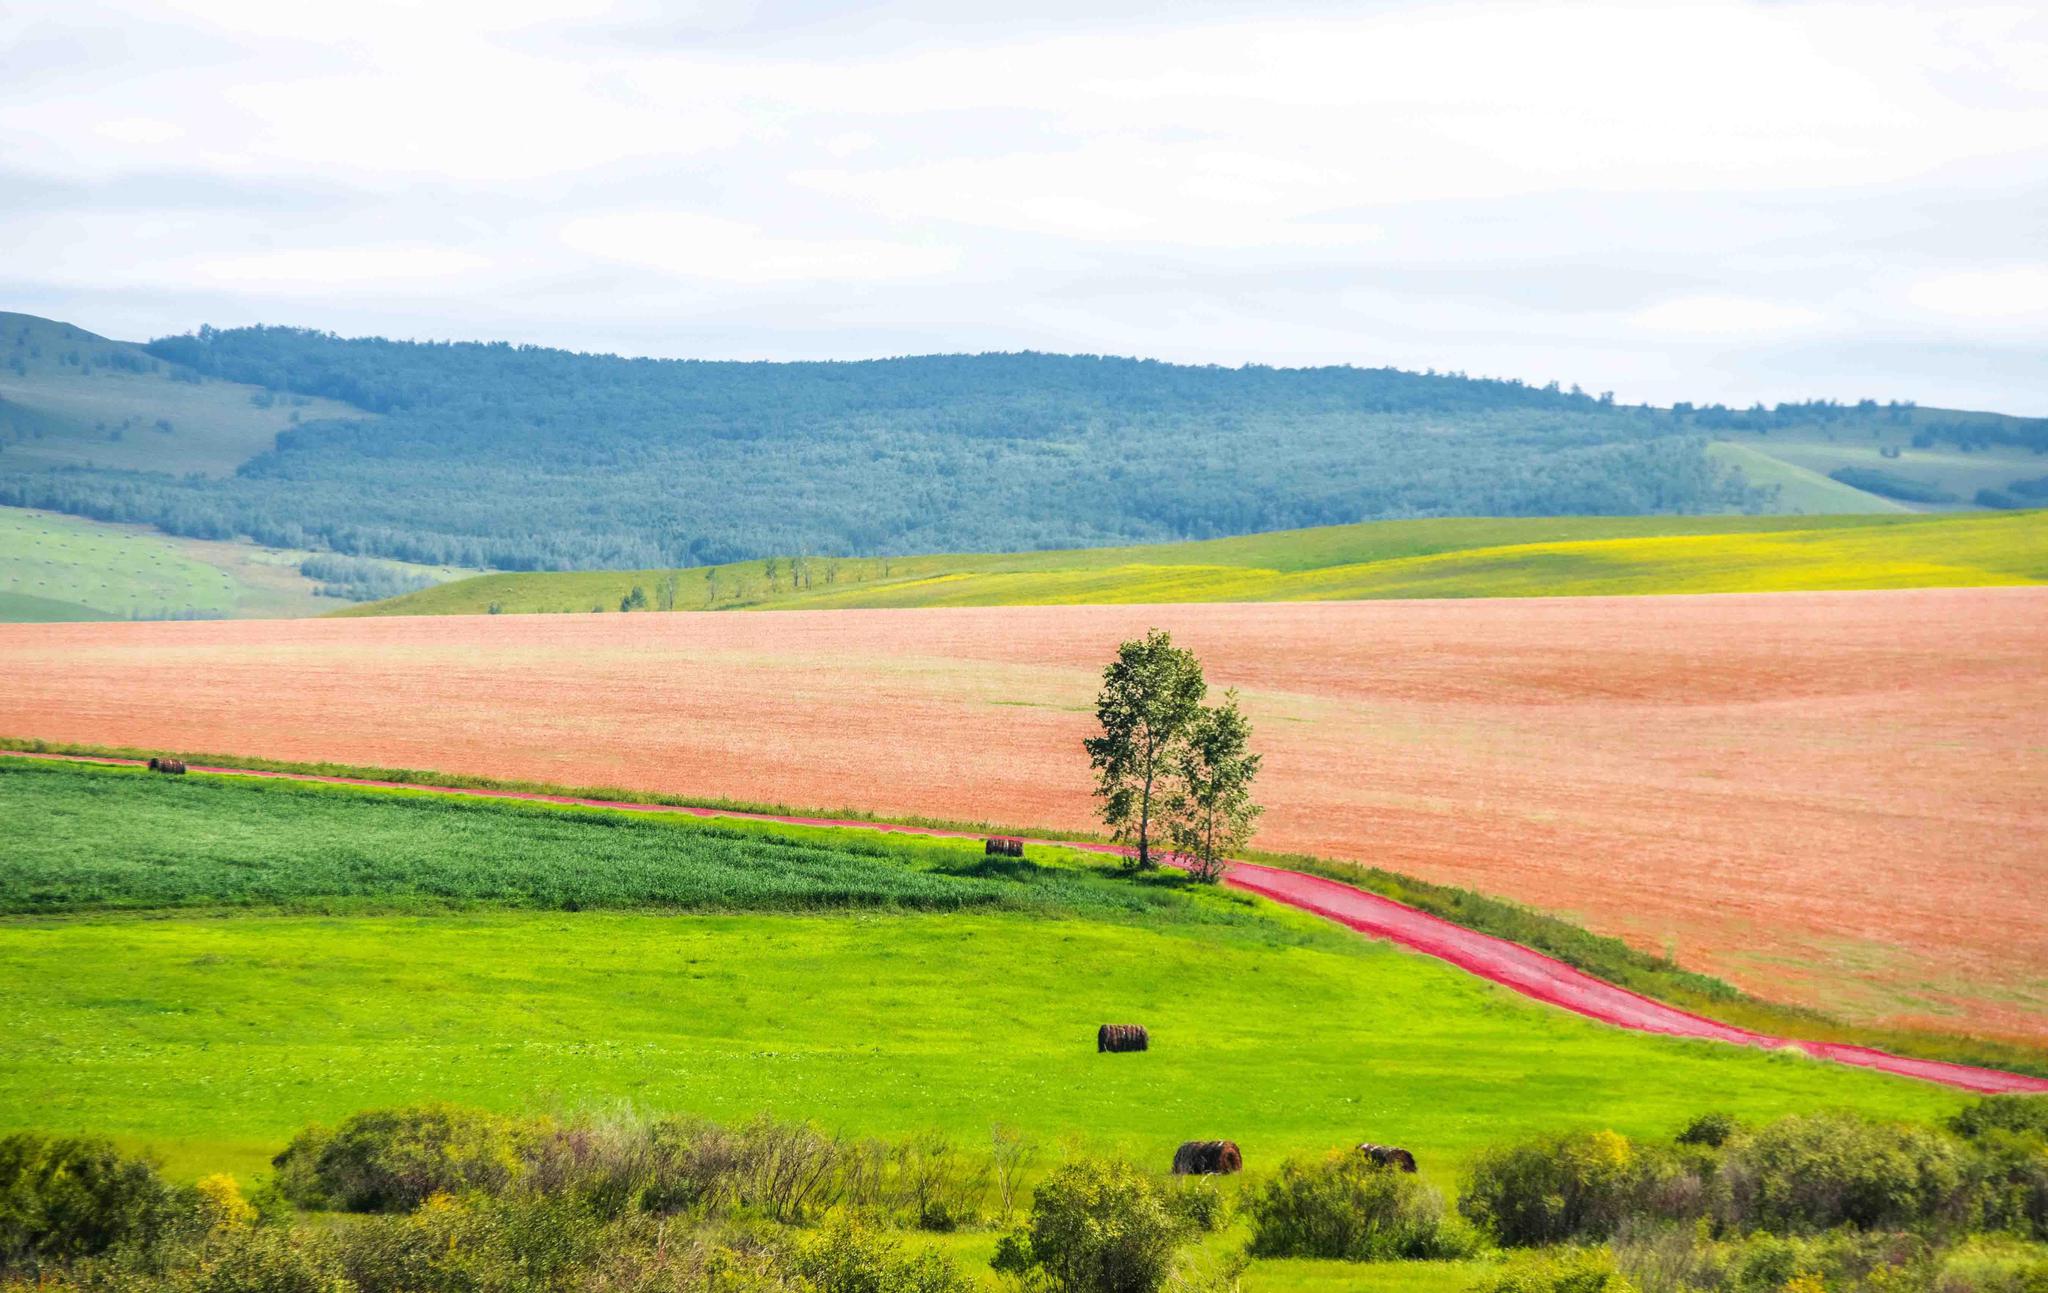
[1471,1247,1638,1293]
[1954,1099,2048,1144]
[1460,1131,1648,1247]
[270,1104,535,1213]
[1676,1114,1739,1149]
[991,1159,1186,1293]
[1718,1113,1965,1235]
[792,1216,973,1293]
[1247,1151,1476,1261]
[1164,1178,1230,1235]
[0,1133,177,1272]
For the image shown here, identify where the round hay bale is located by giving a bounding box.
[1172,1140,1241,1175]
[1356,1143,1418,1172]
[1097,1024,1149,1053]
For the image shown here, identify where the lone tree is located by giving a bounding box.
[1166,691,1263,883]
[1084,630,1208,871]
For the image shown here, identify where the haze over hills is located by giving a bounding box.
[3,311,2046,582]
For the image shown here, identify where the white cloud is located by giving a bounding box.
[1908,266,2048,320]
[188,246,495,289]
[1630,296,1827,337]
[558,211,959,283]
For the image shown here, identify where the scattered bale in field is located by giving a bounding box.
[1173,1140,1242,1175]
[1097,1024,1150,1053]
[147,757,187,775]
[1357,1143,1418,1172]
[984,836,1026,857]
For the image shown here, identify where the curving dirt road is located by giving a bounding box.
[11,749,2044,1095]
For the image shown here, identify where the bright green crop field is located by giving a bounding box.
[348,509,2048,617]
[0,758,1962,1200]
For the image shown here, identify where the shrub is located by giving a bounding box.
[1472,1247,1639,1293]
[991,1159,1186,1293]
[0,1132,177,1271]
[1718,1113,1965,1235]
[270,1105,535,1212]
[1460,1130,1645,1247]
[1953,1099,2048,1144]
[792,1216,973,1293]
[1165,1177,1230,1235]
[1677,1114,1740,1149]
[1247,1151,1476,1261]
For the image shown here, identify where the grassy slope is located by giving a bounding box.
[1719,430,2048,509]
[0,504,482,621]
[0,312,366,477]
[349,510,2048,617]
[1703,442,1911,513]
[0,760,1962,1193]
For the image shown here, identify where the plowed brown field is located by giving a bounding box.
[3,587,2043,1041]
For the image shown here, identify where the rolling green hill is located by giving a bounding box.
[348,509,2048,617]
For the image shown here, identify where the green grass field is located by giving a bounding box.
[0,504,479,621]
[0,759,1965,1199]
[350,509,2048,617]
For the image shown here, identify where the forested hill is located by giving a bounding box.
[0,318,2012,571]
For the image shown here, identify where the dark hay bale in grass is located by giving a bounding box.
[1172,1140,1241,1175]
[1097,1024,1149,1053]
[985,837,1026,857]
[1356,1143,1417,1172]
[148,757,186,775]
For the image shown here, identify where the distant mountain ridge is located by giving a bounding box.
[4,312,2044,572]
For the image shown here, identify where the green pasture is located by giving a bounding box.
[350,509,2048,616]
[0,503,480,621]
[0,505,243,618]
[0,759,1962,1194]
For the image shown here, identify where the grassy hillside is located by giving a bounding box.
[0,504,476,621]
[0,312,366,477]
[349,510,2048,616]
[0,758,1963,1192]
[1719,430,2048,510]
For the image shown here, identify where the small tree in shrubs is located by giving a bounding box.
[0,1133,177,1272]
[991,1159,1186,1293]
[271,1105,534,1213]
[1717,1113,1965,1235]
[1247,1150,1475,1261]
[1460,1130,1643,1247]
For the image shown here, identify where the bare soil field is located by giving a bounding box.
[2,587,2042,1041]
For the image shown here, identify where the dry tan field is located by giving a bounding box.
[3,587,2042,1041]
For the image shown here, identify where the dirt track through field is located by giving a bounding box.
[2,587,2043,1041]
[7,748,2043,1095]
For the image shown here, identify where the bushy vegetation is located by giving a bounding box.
[2,325,1781,572]
[1827,467,1959,505]
[9,1100,2046,1292]
[990,1159,1189,1293]
[1459,1109,2048,1248]
[297,552,436,601]
[1246,1151,1477,1261]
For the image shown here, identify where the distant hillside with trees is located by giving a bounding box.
[3,318,2041,572]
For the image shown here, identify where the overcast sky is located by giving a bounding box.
[4,0,2045,411]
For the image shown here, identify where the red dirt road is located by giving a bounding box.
[8,748,2043,1095]
[1,587,2043,1041]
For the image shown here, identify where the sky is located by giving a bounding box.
[3,0,2045,412]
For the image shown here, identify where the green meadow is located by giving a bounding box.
[0,758,1963,1196]
[348,509,2048,617]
